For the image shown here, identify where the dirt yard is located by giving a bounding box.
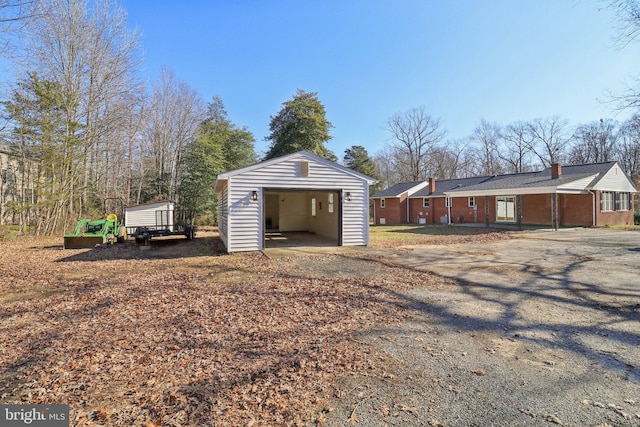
[1,226,639,426]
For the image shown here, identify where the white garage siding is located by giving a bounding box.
[215,151,375,252]
[342,184,370,246]
[218,184,229,248]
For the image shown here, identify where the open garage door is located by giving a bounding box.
[263,189,342,248]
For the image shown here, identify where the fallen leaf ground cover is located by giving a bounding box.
[0,227,509,426]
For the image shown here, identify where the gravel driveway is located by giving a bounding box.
[327,229,640,426]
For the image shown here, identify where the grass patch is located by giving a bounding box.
[0,225,22,242]
[369,224,512,248]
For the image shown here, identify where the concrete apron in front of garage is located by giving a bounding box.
[262,231,351,257]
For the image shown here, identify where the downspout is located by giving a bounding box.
[373,201,376,225]
[406,194,410,223]
[588,190,596,227]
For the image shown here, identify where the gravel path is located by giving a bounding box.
[327,229,640,426]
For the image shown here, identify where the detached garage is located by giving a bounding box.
[214,151,377,252]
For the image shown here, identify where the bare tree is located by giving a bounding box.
[617,114,640,176]
[469,119,504,175]
[609,0,640,45]
[525,116,571,167]
[499,121,535,173]
[604,1,640,109]
[373,145,403,188]
[0,1,37,56]
[141,67,205,202]
[429,140,471,179]
[570,119,619,164]
[385,106,446,181]
[7,0,143,232]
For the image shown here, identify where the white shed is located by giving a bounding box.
[214,151,377,252]
[125,201,175,233]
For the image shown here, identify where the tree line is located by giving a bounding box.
[0,0,639,234]
[0,0,260,233]
[374,110,640,188]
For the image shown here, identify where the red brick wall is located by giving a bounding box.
[408,196,486,224]
[560,194,593,227]
[473,196,494,223]
[594,191,634,226]
[380,191,633,227]
[521,194,552,225]
[448,197,481,223]
[373,195,407,225]
[409,198,433,224]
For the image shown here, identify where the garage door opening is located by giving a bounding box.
[264,189,341,248]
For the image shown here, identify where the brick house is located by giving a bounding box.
[370,181,429,225]
[372,162,637,227]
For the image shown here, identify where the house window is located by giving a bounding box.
[617,192,630,211]
[311,197,316,217]
[468,197,475,207]
[601,192,614,212]
[380,198,386,208]
[423,198,430,208]
[496,196,516,222]
[445,197,452,208]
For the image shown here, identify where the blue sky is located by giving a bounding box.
[123,0,640,160]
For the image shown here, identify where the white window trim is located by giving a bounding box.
[496,195,516,223]
[423,198,430,208]
[468,197,475,208]
[601,191,614,212]
[617,192,630,211]
[380,198,385,209]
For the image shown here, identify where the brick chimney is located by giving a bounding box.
[428,177,436,194]
[551,163,562,179]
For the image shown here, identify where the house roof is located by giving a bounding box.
[411,176,493,197]
[371,181,427,198]
[373,162,637,200]
[214,151,378,193]
[446,162,634,197]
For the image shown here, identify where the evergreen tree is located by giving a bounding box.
[264,89,336,161]
[178,96,256,224]
[344,145,383,194]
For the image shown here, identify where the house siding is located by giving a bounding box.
[218,185,228,248]
[219,153,372,252]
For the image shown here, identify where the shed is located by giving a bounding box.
[125,201,175,233]
[214,151,377,252]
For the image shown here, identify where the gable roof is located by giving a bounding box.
[214,151,377,193]
[445,162,636,197]
[371,181,427,198]
[411,176,493,197]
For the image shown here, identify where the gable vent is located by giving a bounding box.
[299,161,309,176]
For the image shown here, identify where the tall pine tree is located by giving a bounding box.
[264,89,336,161]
